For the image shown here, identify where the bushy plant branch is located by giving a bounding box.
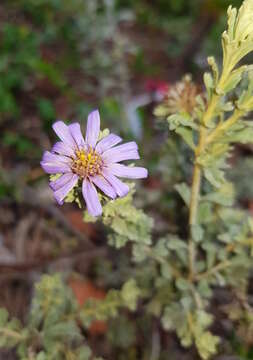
[188,0,253,287]
[152,1,253,357]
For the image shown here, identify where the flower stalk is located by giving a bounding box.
[188,126,207,280]
[188,58,239,280]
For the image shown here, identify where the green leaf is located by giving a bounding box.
[196,332,220,360]
[162,303,186,332]
[44,321,82,343]
[191,224,204,243]
[174,182,191,206]
[98,185,153,249]
[197,280,213,299]
[81,291,120,327]
[207,57,219,86]
[153,238,170,258]
[197,202,213,224]
[201,182,235,206]
[196,310,213,328]
[226,126,253,144]
[167,114,197,131]
[81,280,140,328]
[160,263,172,280]
[121,279,140,311]
[203,72,214,99]
[203,167,225,188]
[176,278,191,291]
[221,67,244,93]
[0,310,23,348]
[175,127,196,150]
[166,237,187,251]
[154,104,169,117]
[132,244,148,262]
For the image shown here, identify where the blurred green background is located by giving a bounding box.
[2,0,253,359]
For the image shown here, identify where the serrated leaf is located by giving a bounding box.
[196,332,220,360]
[167,114,197,130]
[101,186,153,249]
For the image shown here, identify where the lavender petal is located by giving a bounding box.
[102,170,129,197]
[52,141,76,158]
[102,141,138,163]
[82,178,102,216]
[107,163,148,179]
[53,174,79,205]
[95,133,122,154]
[42,151,71,164]
[50,173,74,191]
[69,123,86,149]
[52,121,76,148]
[41,162,71,174]
[40,151,71,174]
[102,144,140,163]
[85,110,100,148]
[91,175,117,199]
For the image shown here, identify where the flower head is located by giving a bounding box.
[154,75,206,123]
[41,110,148,216]
[156,75,204,117]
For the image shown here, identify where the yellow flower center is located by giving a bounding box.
[71,148,103,178]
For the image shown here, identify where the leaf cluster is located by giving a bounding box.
[80,279,140,328]
[0,274,97,360]
[84,184,153,249]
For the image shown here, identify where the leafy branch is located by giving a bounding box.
[188,0,253,284]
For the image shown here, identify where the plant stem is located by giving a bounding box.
[188,126,207,280]
[188,85,222,273]
[189,129,206,226]
[206,109,244,144]
[188,65,232,280]
[202,94,219,126]
[195,260,231,281]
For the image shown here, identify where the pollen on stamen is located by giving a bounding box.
[71,148,103,178]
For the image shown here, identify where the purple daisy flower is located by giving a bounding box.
[41,110,148,217]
